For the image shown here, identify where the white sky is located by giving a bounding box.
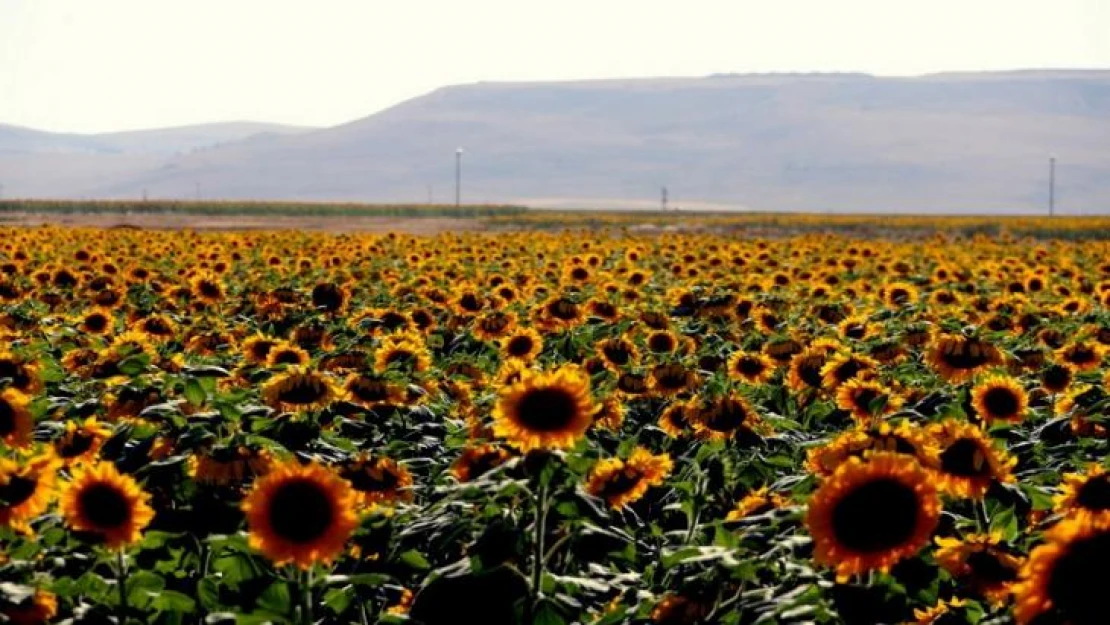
[2,0,1108,134]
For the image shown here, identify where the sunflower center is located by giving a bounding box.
[1065,345,1098,365]
[965,550,1017,584]
[516,387,579,432]
[507,335,535,357]
[735,357,765,377]
[844,324,866,339]
[384,350,415,367]
[981,387,1019,417]
[832,359,864,384]
[1075,476,1110,511]
[798,357,825,388]
[60,432,96,458]
[0,361,30,389]
[940,341,993,370]
[1042,365,1071,390]
[648,334,675,352]
[78,483,132,529]
[267,479,334,544]
[277,377,327,405]
[653,365,689,390]
[271,349,304,365]
[86,314,109,332]
[940,439,992,477]
[312,284,344,311]
[597,467,643,498]
[0,475,37,507]
[705,399,749,432]
[617,373,648,394]
[349,378,390,403]
[547,299,579,321]
[1046,531,1110,625]
[831,478,919,553]
[0,401,14,436]
[852,388,882,411]
[602,342,633,365]
[198,281,221,298]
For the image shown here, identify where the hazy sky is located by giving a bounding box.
[2,0,1108,133]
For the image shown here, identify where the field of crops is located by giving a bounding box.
[1,222,1109,624]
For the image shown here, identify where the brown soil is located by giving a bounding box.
[0,212,482,235]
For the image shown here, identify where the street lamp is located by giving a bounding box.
[455,148,463,208]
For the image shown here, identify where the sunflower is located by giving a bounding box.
[261,368,341,413]
[450,444,513,482]
[787,340,842,393]
[1054,464,1110,519]
[241,333,278,365]
[837,315,877,342]
[0,589,58,625]
[820,352,878,391]
[911,598,969,625]
[189,446,273,485]
[343,373,404,409]
[805,421,937,477]
[310,281,348,313]
[929,419,1016,499]
[76,307,115,335]
[970,374,1029,425]
[336,454,414,507]
[0,388,33,449]
[1055,384,1110,438]
[645,330,682,355]
[60,461,154,549]
[0,454,58,534]
[373,332,432,374]
[492,365,596,452]
[805,453,940,580]
[593,396,625,431]
[727,351,776,385]
[1014,513,1110,625]
[132,314,177,342]
[242,460,358,568]
[0,351,42,395]
[501,328,544,362]
[650,594,710,625]
[687,394,770,441]
[725,486,790,522]
[650,363,698,396]
[926,333,1004,383]
[585,447,673,508]
[1056,341,1104,372]
[1040,362,1072,394]
[189,272,225,305]
[882,281,919,307]
[53,417,112,465]
[265,340,311,367]
[472,310,517,342]
[657,402,690,438]
[835,378,903,423]
[935,532,1023,605]
[596,337,639,370]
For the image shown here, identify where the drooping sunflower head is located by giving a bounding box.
[336,454,414,508]
[265,340,311,368]
[0,351,42,395]
[725,486,790,522]
[53,417,112,465]
[650,363,698,397]
[929,419,1016,499]
[1014,513,1110,625]
[450,444,513,482]
[241,334,278,365]
[819,352,878,391]
[934,532,1023,605]
[0,454,58,534]
[912,598,970,625]
[926,334,1004,383]
[786,339,842,392]
[596,337,639,370]
[492,365,596,452]
[0,388,33,449]
[373,332,432,374]
[188,445,274,485]
[310,281,348,313]
[242,460,358,569]
[343,373,404,409]
[60,461,154,549]
[261,368,341,413]
[688,394,769,441]
[805,421,937,477]
[471,310,517,342]
[1055,464,1110,518]
[805,452,941,580]
[971,374,1029,425]
[585,447,673,509]
[132,314,177,341]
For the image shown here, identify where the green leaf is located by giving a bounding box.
[117,354,151,376]
[257,581,291,615]
[533,600,567,625]
[399,549,431,570]
[127,570,166,608]
[153,590,197,613]
[990,506,1019,542]
[212,552,258,586]
[184,377,207,406]
[323,585,354,614]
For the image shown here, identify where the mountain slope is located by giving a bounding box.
[5,72,1110,212]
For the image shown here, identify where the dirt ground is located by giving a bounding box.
[0,212,484,234]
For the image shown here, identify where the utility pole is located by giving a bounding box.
[455,148,463,208]
[142,188,148,201]
[1048,156,1056,217]
[661,186,668,211]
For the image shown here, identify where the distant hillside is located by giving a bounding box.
[0,121,311,156]
[2,71,1109,212]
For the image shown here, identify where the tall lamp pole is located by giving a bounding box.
[455,148,464,208]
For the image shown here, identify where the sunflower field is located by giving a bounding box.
[1,223,1109,625]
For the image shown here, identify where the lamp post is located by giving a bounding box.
[455,147,463,208]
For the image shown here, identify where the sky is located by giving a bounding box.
[1,0,1108,134]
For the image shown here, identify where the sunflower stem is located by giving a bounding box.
[117,550,128,625]
[530,482,549,616]
[302,567,315,625]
